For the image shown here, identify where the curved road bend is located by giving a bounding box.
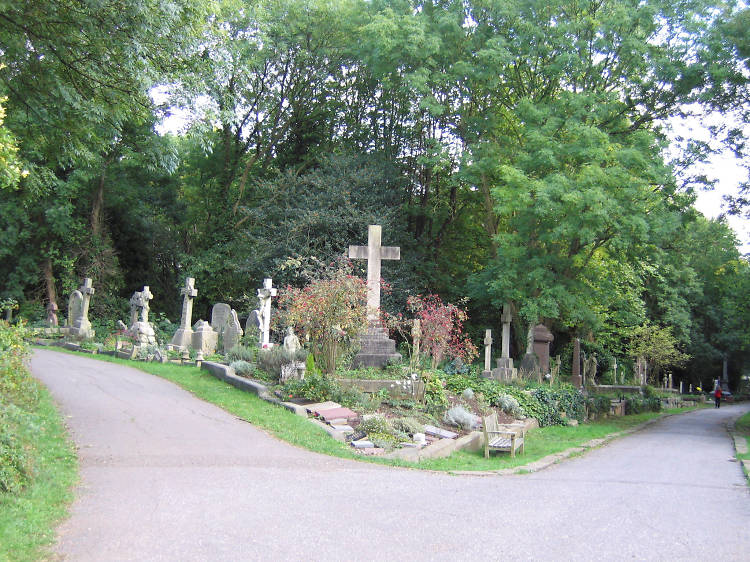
[31,349,750,561]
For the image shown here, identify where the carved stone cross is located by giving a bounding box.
[483,329,493,372]
[179,277,198,329]
[348,225,400,321]
[140,286,153,323]
[79,277,95,324]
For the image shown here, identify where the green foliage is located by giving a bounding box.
[227,345,258,364]
[624,396,662,415]
[358,414,393,435]
[279,261,367,374]
[0,404,33,494]
[391,417,424,436]
[421,370,449,408]
[255,346,307,378]
[229,360,256,378]
[282,372,368,409]
[586,395,613,418]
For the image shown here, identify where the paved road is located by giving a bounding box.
[31,349,750,561]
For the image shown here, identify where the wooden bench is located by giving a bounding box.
[482,412,525,458]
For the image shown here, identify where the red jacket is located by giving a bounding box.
[714,387,722,398]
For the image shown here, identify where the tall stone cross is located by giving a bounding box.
[257,278,277,347]
[348,225,400,321]
[500,304,512,359]
[140,286,153,323]
[77,278,95,327]
[179,277,198,329]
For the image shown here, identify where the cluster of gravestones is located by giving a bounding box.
[56,275,286,361]
[45,226,683,389]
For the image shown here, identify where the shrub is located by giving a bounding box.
[422,370,448,407]
[358,414,392,435]
[391,417,424,436]
[497,394,524,419]
[443,405,480,429]
[229,360,255,377]
[368,432,399,451]
[257,346,307,378]
[226,345,257,363]
[625,396,661,414]
[586,395,612,418]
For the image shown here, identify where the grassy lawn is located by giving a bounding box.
[40,347,703,474]
[0,384,77,562]
[735,411,750,482]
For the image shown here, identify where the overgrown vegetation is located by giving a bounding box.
[1,324,77,560]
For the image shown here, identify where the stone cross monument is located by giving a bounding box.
[128,285,156,346]
[349,224,400,321]
[571,338,582,388]
[171,277,198,350]
[491,304,516,380]
[257,278,277,347]
[348,225,402,367]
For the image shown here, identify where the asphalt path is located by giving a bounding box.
[31,349,750,561]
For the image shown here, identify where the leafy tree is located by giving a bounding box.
[278,262,367,373]
[627,323,690,384]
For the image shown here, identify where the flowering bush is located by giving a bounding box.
[278,263,367,373]
[406,294,478,369]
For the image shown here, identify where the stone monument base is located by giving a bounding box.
[170,327,193,350]
[129,321,156,346]
[483,358,517,381]
[351,322,402,368]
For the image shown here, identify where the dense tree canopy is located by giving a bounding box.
[1,0,749,387]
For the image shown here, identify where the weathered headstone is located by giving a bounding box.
[128,286,156,346]
[246,310,261,335]
[68,278,95,340]
[255,278,277,347]
[482,329,493,378]
[68,290,83,328]
[211,303,232,335]
[191,320,218,356]
[532,324,554,375]
[223,310,243,354]
[171,277,198,350]
[348,225,402,367]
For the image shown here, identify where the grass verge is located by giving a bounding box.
[38,348,700,474]
[0,383,77,561]
[734,411,750,482]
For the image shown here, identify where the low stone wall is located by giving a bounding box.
[592,385,643,395]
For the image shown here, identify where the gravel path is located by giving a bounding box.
[31,349,750,561]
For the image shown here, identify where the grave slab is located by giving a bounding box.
[315,407,358,422]
[305,401,341,413]
[424,425,458,439]
[352,440,375,449]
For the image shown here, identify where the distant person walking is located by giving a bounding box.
[714,385,722,408]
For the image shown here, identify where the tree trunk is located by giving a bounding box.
[43,257,57,308]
